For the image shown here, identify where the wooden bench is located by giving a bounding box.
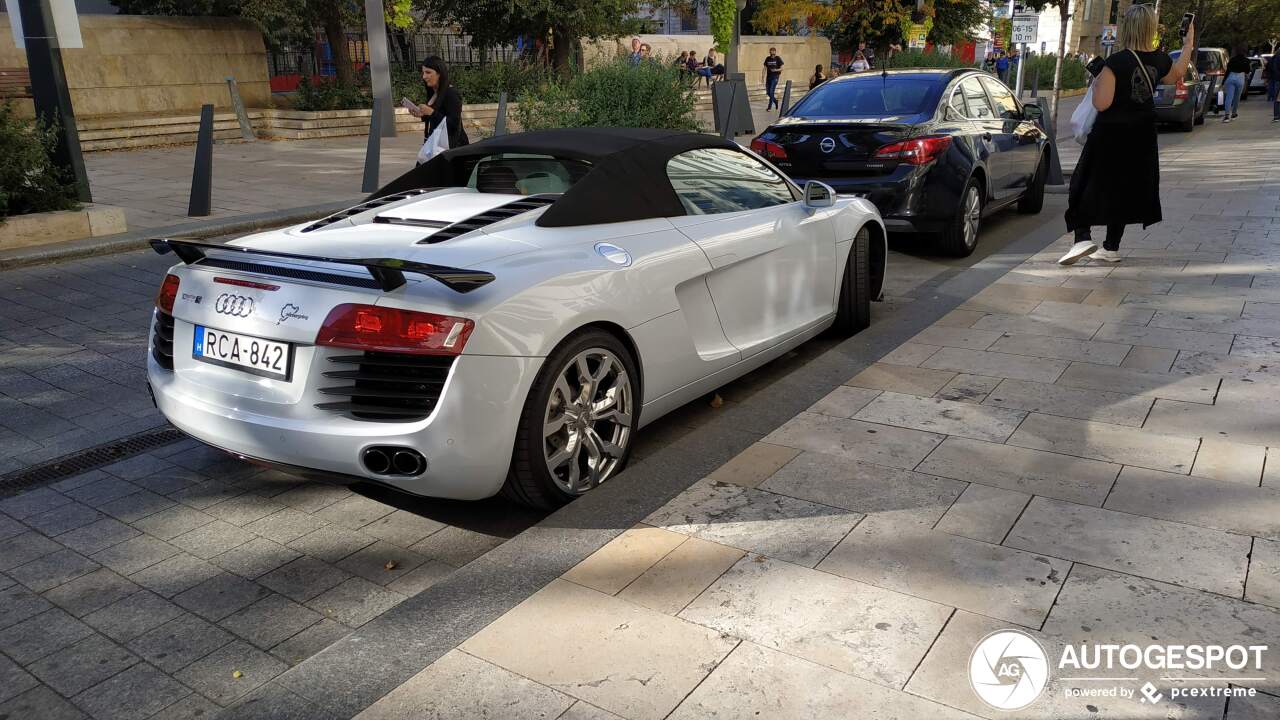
[0,68,33,99]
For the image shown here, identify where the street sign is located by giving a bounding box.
[1101,24,1117,47]
[1011,16,1038,45]
[907,23,927,49]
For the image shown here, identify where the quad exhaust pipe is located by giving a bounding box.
[361,446,426,477]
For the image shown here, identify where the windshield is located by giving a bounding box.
[788,75,944,118]
[462,153,592,195]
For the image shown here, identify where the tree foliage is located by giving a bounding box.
[710,0,737,53]
[1155,0,1280,51]
[514,56,699,131]
[755,0,985,50]
[0,102,79,220]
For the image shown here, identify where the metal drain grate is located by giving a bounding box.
[0,427,187,497]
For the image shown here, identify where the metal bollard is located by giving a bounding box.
[494,92,508,137]
[225,77,256,141]
[719,81,739,139]
[1036,96,1064,186]
[362,97,382,194]
[187,104,214,217]
[780,80,793,115]
[1031,65,1040,98]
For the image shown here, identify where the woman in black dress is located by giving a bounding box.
[411,56,469,155]
[1059,6,1194,265]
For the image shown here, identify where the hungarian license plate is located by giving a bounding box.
[192,325,292,380]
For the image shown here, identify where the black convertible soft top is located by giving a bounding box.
[369,127,741,227]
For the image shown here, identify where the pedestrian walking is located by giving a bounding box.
[809,64,827,89]
[855,41,875,69]
[1059,6,1195,265]
[1223,46,1250,122]
[629,37,643,66]
[996,52,1010,83]
[410,56,468,165]
[763,47,784,110]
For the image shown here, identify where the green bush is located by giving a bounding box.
[293,75,370,111]
[0,101,79,221]
[514,57,699,132]
[883,49,977,69]
[1026,54,1087,90]
[393,63,555,105]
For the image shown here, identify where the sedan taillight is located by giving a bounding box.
[750,137,788,160]
[872,136,953,165]
[1175,78,1188,99]
[316,304,474,356]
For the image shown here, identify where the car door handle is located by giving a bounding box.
[981,132,992,141]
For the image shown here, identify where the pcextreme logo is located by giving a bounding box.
[969,630,1050,710]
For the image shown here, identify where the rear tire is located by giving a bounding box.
[1180,107,1195,132]
[1017,154,1047,215]
[937,178,982,257]
[502,329,639,509]
[831,226,872,335]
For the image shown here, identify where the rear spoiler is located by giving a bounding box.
[149,238,495,294]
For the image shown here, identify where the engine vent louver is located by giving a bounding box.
[302,189,434,232]
[151,309,175,370]
[418,195,558,244]
[315,352,455,421]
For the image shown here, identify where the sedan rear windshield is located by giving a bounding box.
[789,75,944,118]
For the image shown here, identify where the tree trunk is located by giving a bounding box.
[320,3,354,86]
[551,26,578,74]
[1051,0,1071,135]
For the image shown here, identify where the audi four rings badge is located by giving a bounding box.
[820,137,836,153]
[215,294,254,317]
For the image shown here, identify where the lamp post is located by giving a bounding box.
[725,0,747,79]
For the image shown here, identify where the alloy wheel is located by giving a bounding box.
[963,186,981,249]
[542,348,634,494]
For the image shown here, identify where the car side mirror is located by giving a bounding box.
[1022,103,1043,122]
[803,181,835,209]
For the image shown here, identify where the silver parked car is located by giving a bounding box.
[147,128,888,508]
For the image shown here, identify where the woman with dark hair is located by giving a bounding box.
[410,56,468,157]
[809,64,827,89]
[1223,45,1250,122]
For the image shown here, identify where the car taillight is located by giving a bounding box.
[873,136,952,165]
[316,304,474,356]
[155,274,180,314]
[750,137,787,160]
[1175,78,1188,99]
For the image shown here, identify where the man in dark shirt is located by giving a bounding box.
[1267,52,1280,120]
[763,47,784,110]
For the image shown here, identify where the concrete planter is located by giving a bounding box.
[0,205,127,250]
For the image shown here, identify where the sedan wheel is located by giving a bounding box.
[504,329,640,508]
[938,179,983,257]
[543,348,634,494]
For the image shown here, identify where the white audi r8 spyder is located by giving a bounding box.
[147,128,887,508]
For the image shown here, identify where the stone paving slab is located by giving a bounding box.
[817,514,1067,627]
[916,436,1120,505]
[670,640,980,720]
[461,578,738,720]
[1007,412,1199,473]
[1006,497,1251,596]
[678,555,952,689]
[1105,466,1280,539]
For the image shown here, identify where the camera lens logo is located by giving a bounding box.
[970,630,1050,711]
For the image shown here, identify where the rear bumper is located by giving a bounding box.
[1154,98,1194,122]
[148,350,542,500]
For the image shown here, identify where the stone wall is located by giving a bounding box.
[0,14,270,117]
[584,34,832,87]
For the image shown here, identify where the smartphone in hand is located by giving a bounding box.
[1180,13,1194,38]
[400,97,420,115]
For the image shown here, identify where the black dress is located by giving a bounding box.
[1065,49,1173,232]
[422,86,469,149]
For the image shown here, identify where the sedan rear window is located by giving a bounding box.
[789,75,944,118]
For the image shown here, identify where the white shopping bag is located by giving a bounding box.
[1217,89,1225,107]
[1070,84,1098,146]
[416,121,450,165]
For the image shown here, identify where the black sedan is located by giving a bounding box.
[750,68,1049,256]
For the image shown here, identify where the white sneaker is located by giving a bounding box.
[1093,249,1122,262]
[1058,240,1098,265]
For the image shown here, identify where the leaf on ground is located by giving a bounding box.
[709,394,724,408]
[232,670,243,679]
[384,560,398,570]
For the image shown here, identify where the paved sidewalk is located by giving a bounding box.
[337,91,1280,717]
